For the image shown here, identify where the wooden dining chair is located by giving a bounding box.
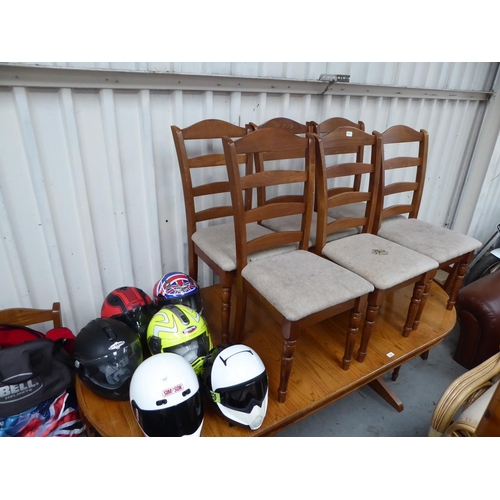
[373,125,482,312]
[249,117,358,247]
[0,302,62,329]
[371,125,482,381]
[172,119,277,343]
[313,126,440,364]
[221,127,374,403]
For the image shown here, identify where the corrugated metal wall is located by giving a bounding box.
[0,62,498,334]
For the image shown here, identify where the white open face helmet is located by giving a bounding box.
[202,344,268,431]
[129,353,204,437]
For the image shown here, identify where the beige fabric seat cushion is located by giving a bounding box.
[192,222,296,272]
[377,218,482,263]
[321,233,438,290]
[261,213,357,247]
[241,250,374,322]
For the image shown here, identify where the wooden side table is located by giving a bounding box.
[75,377,144,437]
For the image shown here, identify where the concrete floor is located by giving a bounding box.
[275,322,467,437]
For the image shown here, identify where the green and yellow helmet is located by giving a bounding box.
[146,305,212,375]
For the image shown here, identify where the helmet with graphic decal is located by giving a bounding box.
[73,318,143,401]
[130,352,204,437]
[201,343,268,430]
[146,304,212,375]
[101,286,157,349]
[153,272,203,313]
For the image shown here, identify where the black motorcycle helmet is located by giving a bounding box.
[73,318,143,401]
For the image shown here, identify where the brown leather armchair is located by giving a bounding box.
[453,271,500,369]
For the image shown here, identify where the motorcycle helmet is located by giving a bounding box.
[146,305,212,375]
[101,286,157,346]
[129,353,204,437]
[202,344,268,430]
[73,318,143,401]
[153,272,203,313]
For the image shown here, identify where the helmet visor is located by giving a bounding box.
[117,307,156,337]
[84,341,143,389]
[216,372,268,414]
[133,390,203,437]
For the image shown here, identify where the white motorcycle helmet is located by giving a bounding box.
[202,344,268,430]
[129,353,204,437]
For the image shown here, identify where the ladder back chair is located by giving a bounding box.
[372,125,482,381]
[222,127,374,402]
[249,117,356,247]
[374,125,482,312]
[313,126,439,364]
[172,119,270,343]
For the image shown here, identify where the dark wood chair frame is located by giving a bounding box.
[373,125,476,380]
[171,119,253,343]
[373,125,475,312]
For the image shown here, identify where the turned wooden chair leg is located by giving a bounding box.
[189,244,199,282]
[412,279,433,330]
[403,280,425,337]
[403,270,437,337]
[219,273,234,344]
[342,296,366,370]
[231,277,247,344]
[391,366,401,381]
[358,290,384,363]
[278,321,301,403]
[446,252,474,310]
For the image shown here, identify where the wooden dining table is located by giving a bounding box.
[76,281,456,437]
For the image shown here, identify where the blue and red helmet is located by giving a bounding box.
[153,272,203,313]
